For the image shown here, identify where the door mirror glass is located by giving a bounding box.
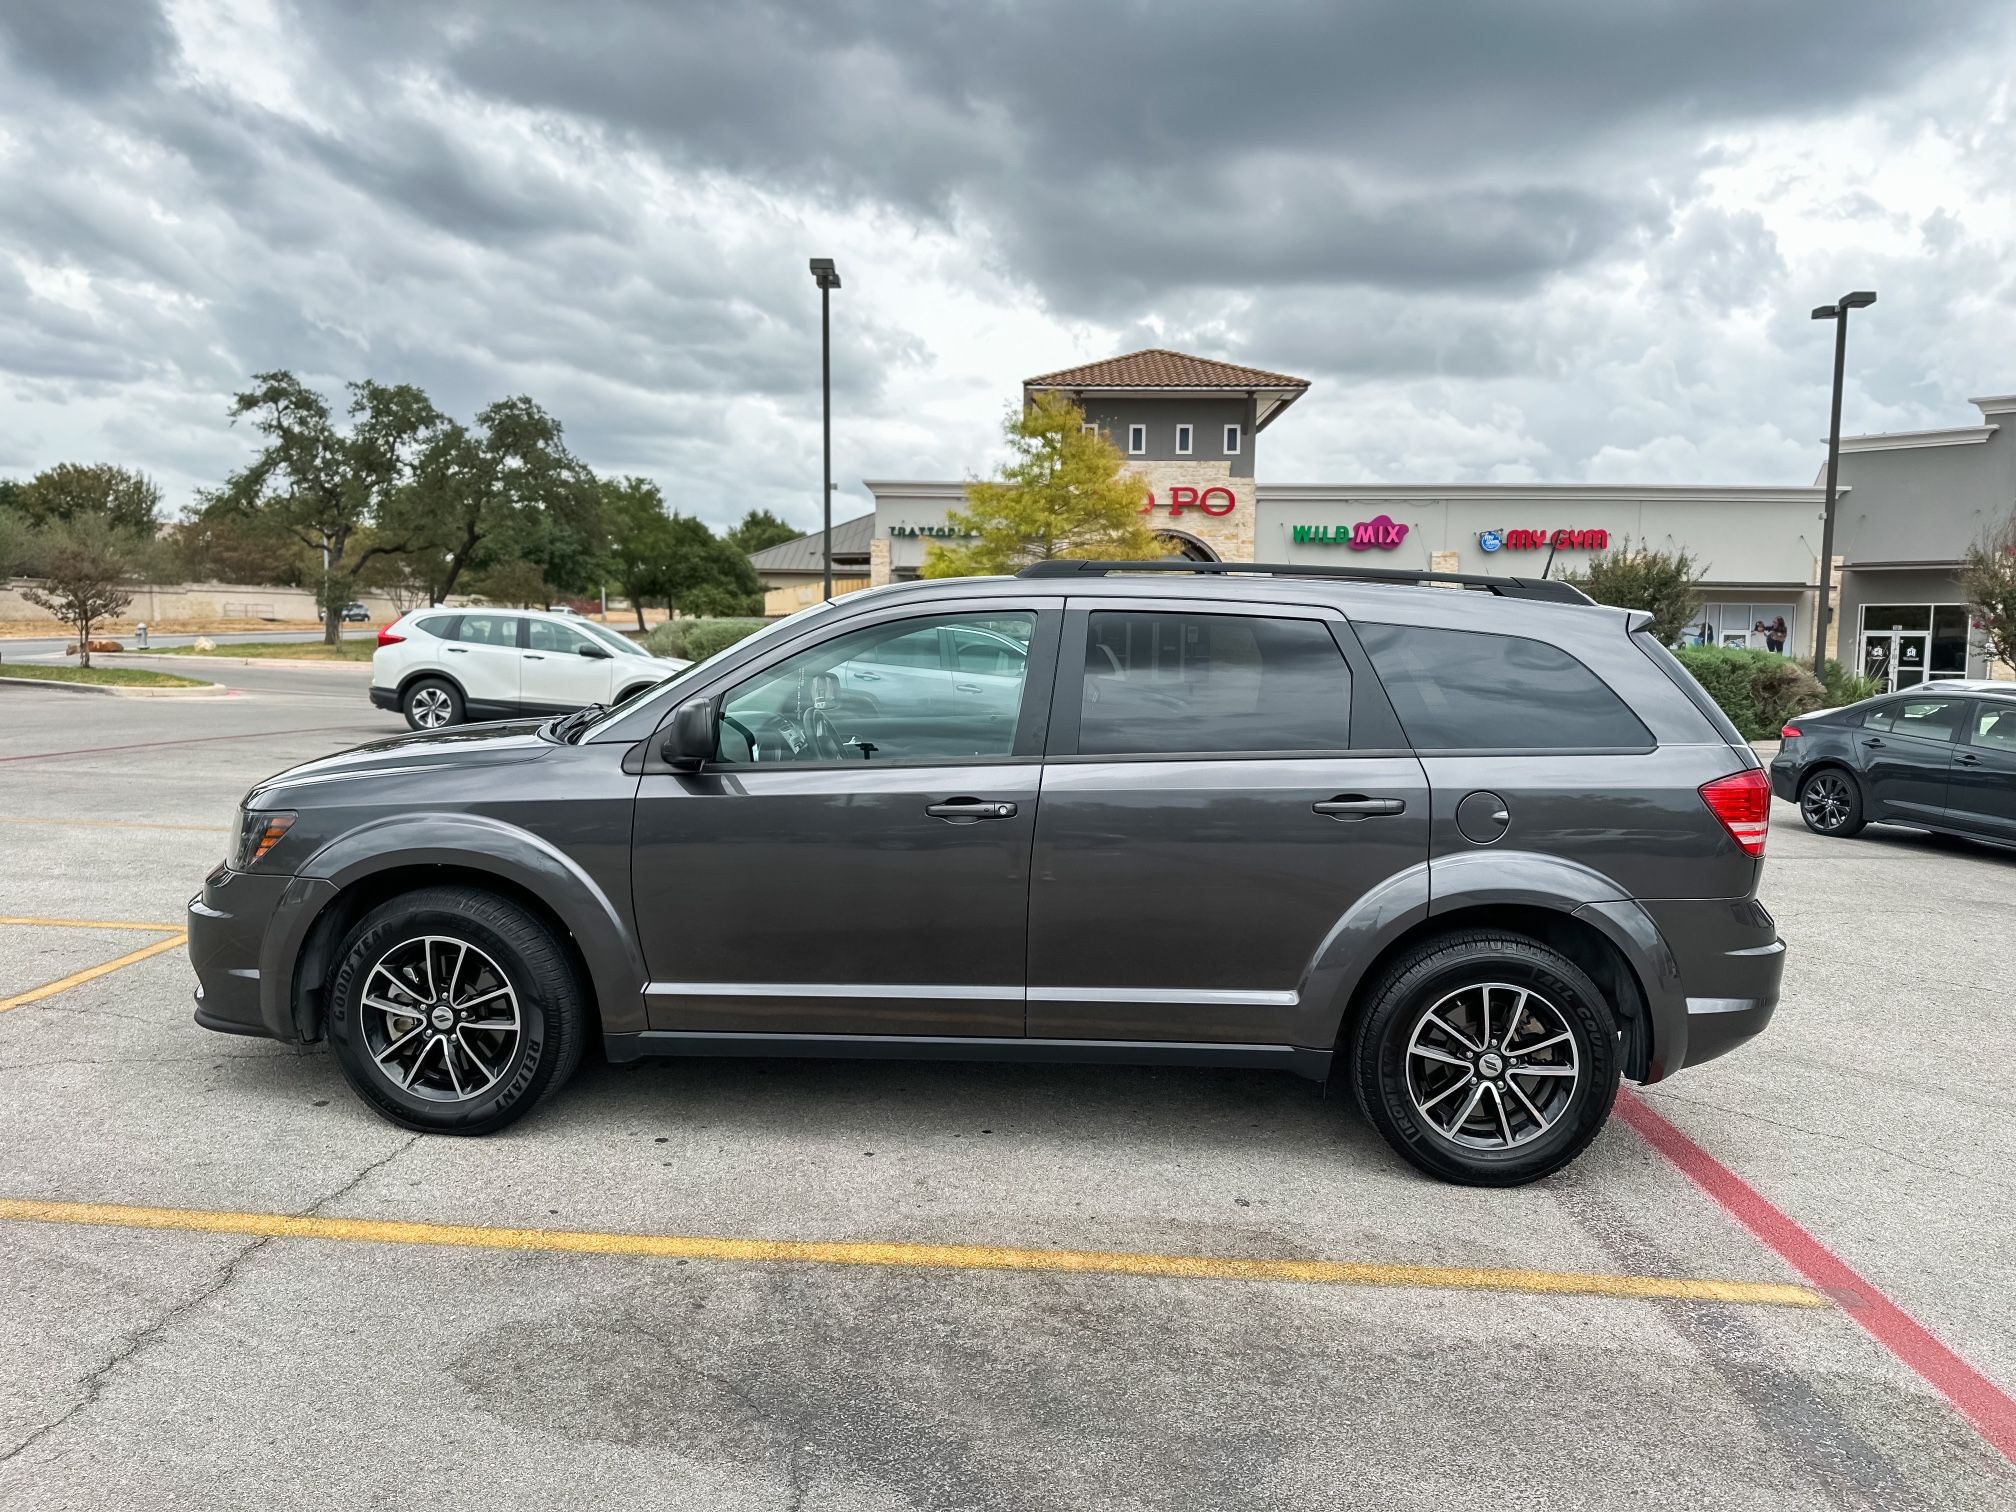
[578,644,611,658]
[661,697,719,771]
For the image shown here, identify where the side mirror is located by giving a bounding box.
[578,644,612,659]
[660,697,717,772]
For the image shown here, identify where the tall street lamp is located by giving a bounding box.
[809,257,842,600]
[1810,290,1876,678]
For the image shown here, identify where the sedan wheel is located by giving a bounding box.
[402,678,463,731]
[1797,769,1864,837]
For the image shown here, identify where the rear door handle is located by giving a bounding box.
[1313,797,1407,819]
[853,670,881,682]
[446,647,468,654]
[524,654,545,660]
[926,798,1018,821]
[1955,752,1982,765]
[1862,737,1883,747]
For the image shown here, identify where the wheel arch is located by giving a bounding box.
[395,667,468,704]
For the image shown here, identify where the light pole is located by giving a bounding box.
[809,257,842,600]
[1810,290,1876,678]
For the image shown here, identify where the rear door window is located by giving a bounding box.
[1864,698,1964,742]
[454,613,519,648]
[1076,611,1350,755]
[1356,622,1651,751]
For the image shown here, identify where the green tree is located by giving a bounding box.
[601,476,679,629]
[406,396,594,604]
[208,372,445,643]
[0,499,30,579]
[164,507,317,586]
[922,393,1160,577]
[466,557,553,608]
[1562,542,1706,647]
[725,507,801,556]
[1960,511,2016,673]
[21,514,140,668]
[16,463,163,537]
[661,514,762,617]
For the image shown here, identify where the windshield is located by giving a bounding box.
[579,620,649,657]
[573,600,837,738]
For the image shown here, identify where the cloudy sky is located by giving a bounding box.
[3,0,2014,533]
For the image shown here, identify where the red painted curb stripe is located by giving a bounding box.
[1617,1087,2016,1463]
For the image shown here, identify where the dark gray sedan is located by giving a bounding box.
[1770,685,2016,848]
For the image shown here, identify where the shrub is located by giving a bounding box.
[644,617,769,662]
[1672,646,1825,740]
[1819,660,1883,708]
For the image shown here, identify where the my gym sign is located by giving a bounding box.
[1478,527,1611,552]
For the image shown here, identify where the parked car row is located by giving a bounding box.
[1771,682,2016,849]
[369,608,691,729]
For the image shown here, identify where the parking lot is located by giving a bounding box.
[1,658,2012,1510]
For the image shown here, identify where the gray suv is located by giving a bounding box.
[188,561,1785,1186]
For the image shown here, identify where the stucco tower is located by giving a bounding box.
[1023,350,1310,563]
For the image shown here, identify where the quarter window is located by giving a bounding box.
[1077,611,1350,756]
[415,615,457,638]
[717,612,1035,765]
[1357,622,1651,751]
[454,614,519,648]
[1863,698,1964,742]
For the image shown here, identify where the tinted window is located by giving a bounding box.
[1077,611,1349,756]
[526,619,592,655]
[455,613,519,648]
[1357,622,1651,751]
[415,615,457,638]
[1974,705,2016,753]
[718,612,1034,764]
[1865,698,1964,742]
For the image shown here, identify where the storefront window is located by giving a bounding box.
[1931,606,1971,674]
[1680,603,1796,655]
[1858,603,1973,690]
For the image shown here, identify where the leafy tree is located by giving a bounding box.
[208,372,446,643]
[922,393,1159,577]
[601,476,680,629]
[1562,542,1705,647]
[21,514,140,668]
[0,502,30,579]
[16,463,163,537]
[406,397,594,604]
[164,507,316,586]
[725,508,801,556]
[661,514,762,616]
[467,557,553,608]
[0,479,26,515]
[1960,511,2016,673]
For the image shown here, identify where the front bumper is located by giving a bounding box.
[369,684,399,712]
[188,866,335,1042]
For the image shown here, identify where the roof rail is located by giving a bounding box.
[1014,559,1594,605]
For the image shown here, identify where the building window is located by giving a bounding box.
[1681,603,1796,655]
[1223,423,1241,455]
[1128,423,1146,456]
[1175,423,1193,456]
[1857,603,1973,690]
[1081,422,1098,437]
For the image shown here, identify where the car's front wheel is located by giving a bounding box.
[402,677,463,731]
[326,886,587,1135]
[1350,931,1619,1186]
[1797,767,1865,838]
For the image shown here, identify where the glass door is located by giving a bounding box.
[1860,630,1930,691]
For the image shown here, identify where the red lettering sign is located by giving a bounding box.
[1168,486,1200,515]
[1488,527,1610,552]
[1349,513,1409,550]
[1143,486,1241,517]
[1199,486,1236,516]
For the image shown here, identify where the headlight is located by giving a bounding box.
[232,808,296,869]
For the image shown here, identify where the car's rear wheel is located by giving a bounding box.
[402,677,463,731]
[1797,768,1865,837]
[1350,931,1619,1186]
[326,886,587,1135]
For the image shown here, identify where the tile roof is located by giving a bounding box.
[1025,348,1310,391]
[745,511,877,573]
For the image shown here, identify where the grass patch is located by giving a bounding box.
[142,639,375,661]
[0,662,211,688]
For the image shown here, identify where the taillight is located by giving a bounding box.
[1780,724,1802,740]
[1699,768,1771,858]
[377,626,405,648]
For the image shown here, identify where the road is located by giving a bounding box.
[0,680,2011,1509]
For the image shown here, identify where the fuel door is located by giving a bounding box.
[1455,789,1510,846]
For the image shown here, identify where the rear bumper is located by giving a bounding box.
[369,684,399,712]
[1768,756,1798,803]
[1579,896,1785,1081]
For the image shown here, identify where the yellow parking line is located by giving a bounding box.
[0,816,229,834]
[0,1196,1828,1308]
[0,933,188,1014]
[0,916,185,932]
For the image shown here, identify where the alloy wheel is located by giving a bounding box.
[410,688,453,728]
[359,935,521,1103]
[1801,772,1852,832]
[1404,981,1582,1150]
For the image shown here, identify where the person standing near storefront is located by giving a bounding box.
[1766,616,1787,654]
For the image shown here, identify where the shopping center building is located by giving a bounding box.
[752,350,2014,686]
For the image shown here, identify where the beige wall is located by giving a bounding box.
[0,578,429,629]
[763,577,871,615]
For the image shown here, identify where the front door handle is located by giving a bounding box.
[1955,752,1982,765]
[1313,796,1407,819]
[926,798,1018,822]
[446,647,468,654]
[524,654,545,660]
[1863,737,1884,747]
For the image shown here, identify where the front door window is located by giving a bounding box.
[717,612,1034,764]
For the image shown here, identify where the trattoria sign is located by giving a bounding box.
[1478,527,1610,552]
[1290,514,1411,550]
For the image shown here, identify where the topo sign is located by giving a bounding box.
[1141,486,1238,517]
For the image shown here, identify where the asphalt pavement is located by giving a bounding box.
[0,678,2011,1510]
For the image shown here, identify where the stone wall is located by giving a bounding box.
[1130,458,1255,562]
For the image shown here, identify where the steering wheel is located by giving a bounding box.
[802,706,845,761]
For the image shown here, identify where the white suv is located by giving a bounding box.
[370,608,692,730]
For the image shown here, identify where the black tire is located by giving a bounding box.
[1797,766,1865,837]
[1349,930,1620,1187]
[402,677,464,731]
[326,886,587,1135]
